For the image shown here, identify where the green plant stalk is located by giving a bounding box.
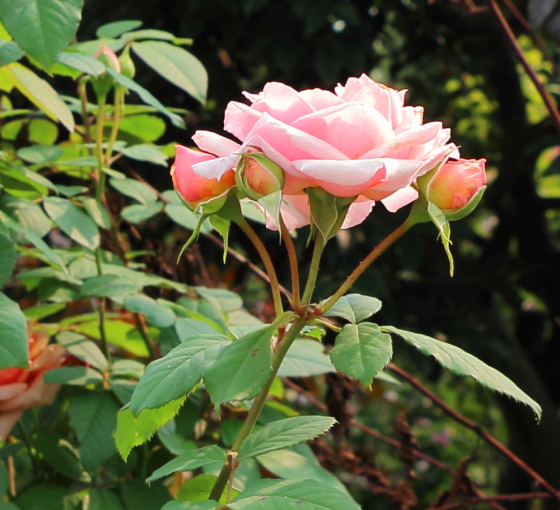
[280,217,300,309]
[17,422,38,474]
[94,95,107,202]
[321,217,415,315]
[209,318,306,501]
[78,79,93,145]
[301,232,324,306]
[105,87,124,161]
[94,246,111,362]
[237,218,284,316]
[133,312,156,361]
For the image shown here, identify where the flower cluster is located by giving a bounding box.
[172,74,486,233]
[0,328,65,441]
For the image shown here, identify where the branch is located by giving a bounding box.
[487,0,560,135]
[387,363,560,501]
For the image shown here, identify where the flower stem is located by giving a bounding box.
[280,217,300,309]
[321,217,414,315]
[94,95,107,202]
[105,87,123,161]
[301,232,324,306]
[94,246,111,363]
[209,318,306,501]
[237,218,284,317]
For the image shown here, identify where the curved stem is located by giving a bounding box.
[209,319,306,501]
[237,218,283,317]
[321,218,413,315]
[280,217,300,309]
[94,96,107,202]
[301,232,323,306]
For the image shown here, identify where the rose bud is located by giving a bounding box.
[118,45,135,79]
[0,328,66,441]
[419,158,486,220]
[91,45,121,99]
[172,144,236,209]
[236,151,285,200]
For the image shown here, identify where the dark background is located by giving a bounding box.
[77,0,560,504]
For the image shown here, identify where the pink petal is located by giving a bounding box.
[292,103,393,159]
[192,153,240,180]
[341,200,375,229]
[381,186,419,212]
[0,410,22,441]
[0,383,26,402]
[242,90,263,103]
[265,194,311,231]
[192,131,241,158]
[251,82,314,124]
[29,345,65,373]
[395,106,424,134]
[0,375,48,411]
[299,89,344,111]
[224,101,262,140]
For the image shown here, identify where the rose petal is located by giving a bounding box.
[381,186,419,212]
[0,383,27,402]
[192,131,240,158]
[341,200,375,229]
[264,194,311,231]
[251,82,314,124]
[224,101,262,140]
[292,103,393,159]
[0,410,22,441]
[299,89,345,111]
[0,375,48,411]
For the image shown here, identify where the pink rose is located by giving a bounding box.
[0,329,66,441]
[425,158,486,213]
[172,144,236,208]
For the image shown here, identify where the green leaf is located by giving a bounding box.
[121,29,175,42]
[44,366,103,385]
[385,326,543,419]
[87,488,125,510]
[146,445,226,483]
[117,114,166,143]
[68,391,120,469]
[0,40,23,66]
[0,231,16,287]
[111,359,145,380]
[28,118,58,145]
[228,478,359,510]
[55,185,88,197]
[323,294,382,323]
[176,474,231,505]
[114,399,184,460]
[56,331,109,371]
[120,144,169,166]
[106,69,185,129]
[80,197,111,229]
[131,41,207,103]
[204,326,273,409]
[162,500,218,510]
[0,460,7,498]
[0,503,20,510]
[43,197,100,250]
[165,202,205,231]
[278,340,334,377]
[175,318,222,340]
[34,430,90,482]
[428,201,454,276]
[0,0,83,69]
[109,177,157,205]
[58,51,105,76]
[14,485,72,510]
[123,294,176,328]
[80,275,142,298]
[130,335,228,415]
[238,416,336,461]
[120,480,171,510]
[121,202,163,224]
[0,195,51,238]
[330,323,392,386]
[195,287,243,313]
[0,292,28,368]
[96,20,142,39]
[5,63,74,131]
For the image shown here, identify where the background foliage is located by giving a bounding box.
[2,0,560,509]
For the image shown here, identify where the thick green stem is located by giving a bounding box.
[280,217,300,310]
[78,79,93,145]
[209,319,306,501]
[106,88,123,161]
[301,232,324,306]
[237,218,284,317]
[321,218,414,315]
[134,312,156,361]
[94,247,111,363]
[94,96,107,202]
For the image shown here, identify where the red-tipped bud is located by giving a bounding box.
[172,145,235,209]
[236,152,285,200]
[91,45,121,99]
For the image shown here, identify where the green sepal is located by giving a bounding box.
[209,215,230,263]
[427,202,454,276]
[177,212,211,263]
[306,187,356,247]
[444,185,487,221]
[257,190,282,239]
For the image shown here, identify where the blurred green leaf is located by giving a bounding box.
[123,294,176,328]
[109,177,157,205]
[80,275,141,298]
[44,366,103,385]
[0,40,22,66]
[0,232,16,287]
[121,202,163,224]
[79,197,111,229]
[120,480,171,510]
[120,144,168,166]
[323,294,382,323]
[0,292,28,368]
[56,331,109,371]
[17,145,62,164]
[278,339,334,377]
[87,489,125,510]
[14,484,72,510]
[132,41,207,103]
[58,51,105,76]
[96,20,142,39]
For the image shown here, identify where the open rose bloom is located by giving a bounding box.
[173,75,475,231]
[0,328,65,441]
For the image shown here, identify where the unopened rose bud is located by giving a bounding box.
[418,158,486,220]
[172,145,236,209]
[91,45,121,99]
[236,152,285,200]
[118,46,135,79]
